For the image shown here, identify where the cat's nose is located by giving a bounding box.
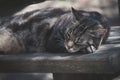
[67,41,74,48]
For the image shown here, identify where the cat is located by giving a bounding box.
[46,8,110,53]
[0,7,110,54]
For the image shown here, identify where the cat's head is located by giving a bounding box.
[64,8,107,53]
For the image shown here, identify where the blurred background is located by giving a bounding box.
[0,0,119,25]
[0,0,119,16]
[0,0,119,80]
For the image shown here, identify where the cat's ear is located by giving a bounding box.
[71,7,82,21]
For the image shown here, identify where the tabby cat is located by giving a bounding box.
[46,8,110,53]
[0,8,110,54]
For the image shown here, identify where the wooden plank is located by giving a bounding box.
[0,43,120,73]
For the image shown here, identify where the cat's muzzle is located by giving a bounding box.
[65,41,97,53]
[65,41,86,53]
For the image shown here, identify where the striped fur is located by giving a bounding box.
[47,8,110,53]
[0,8,110,54]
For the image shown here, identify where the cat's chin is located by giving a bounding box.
[66,46,96,54]
[66,48,80,53]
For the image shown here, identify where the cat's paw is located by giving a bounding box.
[86,45,96,53]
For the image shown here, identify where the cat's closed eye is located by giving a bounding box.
[87,30,97,37]
[74,38,84,45]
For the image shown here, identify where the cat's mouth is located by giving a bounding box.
[65,44,96,53]
[66,45,96,53]
[64,41,79,53]
[65,43,85,53]
[66,47,80,53]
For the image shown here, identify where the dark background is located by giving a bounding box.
[0,0,45,17]
[0,0,119,17]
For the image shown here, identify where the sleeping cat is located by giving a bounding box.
[0,8,110,54]
[46,8,110,53]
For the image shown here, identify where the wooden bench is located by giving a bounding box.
[0,26,120,80]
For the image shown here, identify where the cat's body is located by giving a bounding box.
[0,8,65,53]
[0,8,110,54]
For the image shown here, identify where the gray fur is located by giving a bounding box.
[0,8,110,54]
